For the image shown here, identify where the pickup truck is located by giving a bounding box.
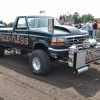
[0,15,100,76]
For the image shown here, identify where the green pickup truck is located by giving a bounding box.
[0,15,90,75]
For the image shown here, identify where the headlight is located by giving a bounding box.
[51,36,65,46]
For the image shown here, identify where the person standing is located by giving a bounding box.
[82,22,86,30]
[89,20,93,37]
[92,20,98,38]
[85,20,91,36]
[66,12,70,18]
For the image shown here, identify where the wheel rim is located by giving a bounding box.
[32,57,41,71]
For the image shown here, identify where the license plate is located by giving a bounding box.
[85,49,100,63]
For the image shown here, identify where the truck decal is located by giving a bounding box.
[85,49,100,63]
[0,34,28,45]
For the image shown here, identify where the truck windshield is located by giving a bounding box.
[27,17,60,28]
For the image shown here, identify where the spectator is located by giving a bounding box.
[92,20,98,38]
[81,22,84,27]
[59,15,62,20]
[64,22,67,25]
[85,20,91,36]
[75,24,78,28]
[64,14,67,20]
[62,14,65,20]
[78,23,82,29]
[82,22,86,30]
[89,20,93,37]
[59,20,63,25]
[66,12,70,18]
[58,13,74,25]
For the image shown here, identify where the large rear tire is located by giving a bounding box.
[0,46,4,57]
[29,50,51,76]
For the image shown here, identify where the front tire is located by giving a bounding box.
[29,50,51,76]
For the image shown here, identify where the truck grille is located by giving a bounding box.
[65,35,88,47]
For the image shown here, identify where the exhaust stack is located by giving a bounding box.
[74,66,88,74]
[48,19,54,32]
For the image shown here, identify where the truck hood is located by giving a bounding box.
[54,25,88,36]
[30,25,88,36]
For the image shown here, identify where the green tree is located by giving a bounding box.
[0,20,3,24]
[73,12,80,24]
[0,20,7,27]
[95,18,100,21]
[80,13,94,22]
[3,22,7,27]
[7,22,14,27]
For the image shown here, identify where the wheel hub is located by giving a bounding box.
[32,57,40,71]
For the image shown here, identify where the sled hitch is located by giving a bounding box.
[68,41,100,74]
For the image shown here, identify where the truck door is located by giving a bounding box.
[12,17,29,47]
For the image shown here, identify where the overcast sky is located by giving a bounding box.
[0,0,100,23]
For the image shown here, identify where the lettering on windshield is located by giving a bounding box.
[0,34,28,45]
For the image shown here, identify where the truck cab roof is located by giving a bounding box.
[16,15,54,18]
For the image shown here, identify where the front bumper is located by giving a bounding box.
[48,47,69,56]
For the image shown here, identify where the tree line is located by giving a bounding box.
[0,20,13,27]
[73,12,100,24]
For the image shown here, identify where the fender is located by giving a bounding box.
[33,39,50,49]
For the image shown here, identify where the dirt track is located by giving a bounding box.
[0,51,100,100]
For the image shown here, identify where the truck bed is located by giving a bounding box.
[0,28,13,32]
